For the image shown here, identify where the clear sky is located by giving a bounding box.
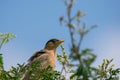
[0,0,120,70]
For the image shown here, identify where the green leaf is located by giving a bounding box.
[0,54,4,70]
[0,33,16,49]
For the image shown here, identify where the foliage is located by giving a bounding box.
[0,63,25,80]
[0,33,16,70]
[0,33,16,80]
[59,0,120,80]
[24,61,60,80]
[0,33,15,49]
[97,59,120,80]
[59,0,97,79]
[57,45,72,80]
[0,54,3,70]
[0,61,60,80]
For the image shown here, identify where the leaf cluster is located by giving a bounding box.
[25,61,60,80]
[0,33,15,49]
[97,59,120,80]
[59,0,120,80]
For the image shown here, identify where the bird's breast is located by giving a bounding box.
[47,53,56,68]
[38,50,56,68]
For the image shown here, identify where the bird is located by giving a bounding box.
[22,39,64,80]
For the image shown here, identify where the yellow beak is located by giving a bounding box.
[59,40,64,43]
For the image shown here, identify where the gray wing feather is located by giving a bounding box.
[28,49,46,62]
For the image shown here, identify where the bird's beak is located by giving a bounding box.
[59,40,64,43]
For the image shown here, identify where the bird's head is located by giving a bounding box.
[45,39,64,50]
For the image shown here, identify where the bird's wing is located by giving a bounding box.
[28,49,46,62]
[21,50,48,80]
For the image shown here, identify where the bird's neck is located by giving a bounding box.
[45,48,56,56]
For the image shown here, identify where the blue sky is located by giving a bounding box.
[0,0,120,71]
